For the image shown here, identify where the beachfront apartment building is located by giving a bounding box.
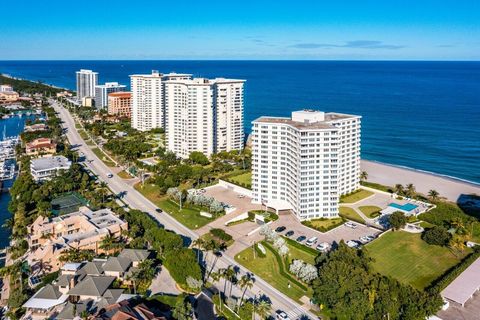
[251,110,361,220]
[108,91,132,118]
[76,69,98,99]
[30,155,72,182]
[94,82,126,109]
[165,77,245,158]
[130,71,192,131]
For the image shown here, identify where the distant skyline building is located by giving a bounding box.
[165,77,245,158]
[94,82,126,109]
[76,69,98,100]
[251,110,361,220]
[108,91,132,118]
[130,71,192,131]
[0,85,13,92]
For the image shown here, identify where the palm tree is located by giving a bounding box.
[192,238,206,264]
[449,235,466,255]
[209,271,222,310]
[237,274,255,311]
[394,184,404,195]
[428,189,440,202]
[255,300,272,320]
[98,181,109,203]
[224,265,237,297]
[360,171,368,182]
[405,183,416,198]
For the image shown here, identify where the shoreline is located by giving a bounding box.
[361,159,480,202]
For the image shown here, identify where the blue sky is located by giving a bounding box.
[1,0,479,60]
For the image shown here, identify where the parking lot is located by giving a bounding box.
[268,213,383,249]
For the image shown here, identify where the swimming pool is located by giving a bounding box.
[389,203,418,212]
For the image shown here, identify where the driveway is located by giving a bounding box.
[149,267,180,296]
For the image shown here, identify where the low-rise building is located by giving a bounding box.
[107,91,132,118]
[26,137,57,157]
[0,91,19,102]
[24,123,49,132]
[26,207,129,272]
[30,155,72,181]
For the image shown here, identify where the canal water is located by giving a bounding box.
[0,114,36,248]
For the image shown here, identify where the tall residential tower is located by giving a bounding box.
[76,69,98,100]
[165,77,245,158]
[94,82,126,109]
[251,110,361,220]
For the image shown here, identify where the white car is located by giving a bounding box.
[366,235,376,242]
[305,237,318,246]
[316,242,330,252]
[359,236,370,243]
[345,222,357,229]
[346,240,359,248]
[276,310,291,320]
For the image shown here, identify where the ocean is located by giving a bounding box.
[1,60,479,184]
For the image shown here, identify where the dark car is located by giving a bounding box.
[275,226,286,233]
[285,230,295,237]
[296,235,306,243]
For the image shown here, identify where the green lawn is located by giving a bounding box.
[158,199,214,230]
[134,182,164,207]
[302,217,344,232]
[91,147,116,167]
[365,231,470,289]
[235,243,313,302]
[340,189,374,203]
[283,238,318,265]
[78,129,91,141]
[226,171,252,189]
[339,206,365,223]
[361,181,393,193]
[359,205,382,218]
[117,170,133,179]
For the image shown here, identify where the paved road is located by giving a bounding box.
[52,100,317,320]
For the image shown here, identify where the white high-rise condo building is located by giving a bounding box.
[76,69,98,100]
[252,110,361,221]
[130,71,192,131]
[94,82,126,109]
[165,77,244,158]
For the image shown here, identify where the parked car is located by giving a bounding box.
[365,235,376,241]
[296,235,307,243]
[306,237,318,246]
[359,236,370,244]
[346,240,360,248]
[276,310,291,320]
[316,242,330,252]
[285,230,295,237]
[237,194,245,198]
[275,226,286,233]
[107,173,113,178]
[345,221,357,229]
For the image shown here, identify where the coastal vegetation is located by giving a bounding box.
[0,74,64,95]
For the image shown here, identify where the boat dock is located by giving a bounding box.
[0,137,19,182]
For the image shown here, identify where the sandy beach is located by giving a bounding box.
[361,160,480,202]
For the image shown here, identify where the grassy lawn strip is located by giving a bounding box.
[223,171,252,189]
[78,129,91,141]
[134,182,164,207]
[339,206,365,224]
[158,199,214,230]
[340,189,374,203]
[359,205,382,218]
[235,241,312,302]
[302,217,344,233]
[282,236,318,264]
[365,231,471,289]
[117,170,133,179]
[91,147,116,167]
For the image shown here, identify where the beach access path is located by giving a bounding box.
[361,160,480,202]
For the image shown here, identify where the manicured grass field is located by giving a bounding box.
[159,199,214,230]
[227,171,251,188]
[284,239,317,265]
[365,231,470,289]
[339,206,365,223]
[303,217,344,232]
[235,243,313,302]
[359,205,382,218]
[91,147,116,167]
[340,189,374,203]
[117,170,133,179]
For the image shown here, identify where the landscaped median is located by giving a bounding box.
[91,147,117,167]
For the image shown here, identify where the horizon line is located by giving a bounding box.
[1,59,480,62]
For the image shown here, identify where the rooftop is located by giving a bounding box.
[108,91,132,98]
[30,155,71,171]
[442,257,480,306]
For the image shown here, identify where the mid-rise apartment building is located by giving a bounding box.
[107,91,132,118]
[94,82,126,109]
[130,71,192,131]
[165,77,244,158]
[76,69,98,100]
[251,110,361,220]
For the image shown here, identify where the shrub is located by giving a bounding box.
[422,226,451,246]
[164,248,202,286]
[247,211,255,221]
[389,211,407,230]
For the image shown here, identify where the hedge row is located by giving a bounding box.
[262,241,308,291]
[282,236,319,257]
[428,247,480,293]
[210,228,233,242]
